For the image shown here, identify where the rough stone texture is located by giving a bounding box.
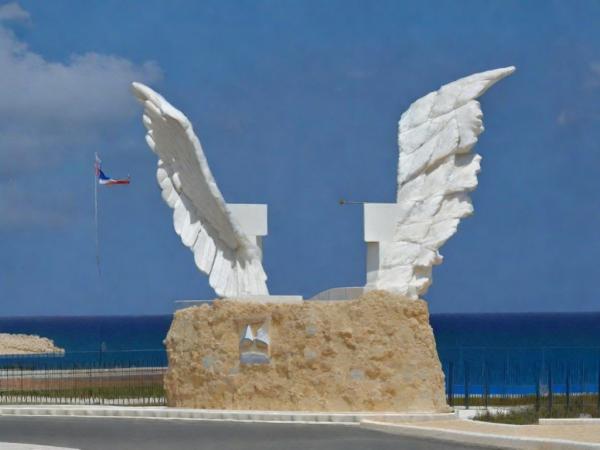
[164,290,449,412]
[0,334,64,355]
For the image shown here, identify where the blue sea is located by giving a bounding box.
[1,313,599,394]
[0,315,171,367]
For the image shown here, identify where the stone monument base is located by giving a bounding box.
[164,290,450,412]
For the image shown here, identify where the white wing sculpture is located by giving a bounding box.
[367,67,515,299]
[131,83,268,298]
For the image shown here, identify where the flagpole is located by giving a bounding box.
[94,152,101,276]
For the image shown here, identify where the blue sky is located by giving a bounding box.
[0,0,599,315]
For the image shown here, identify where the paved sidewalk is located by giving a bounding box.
[408,419,600,444]
[362,418,600,449]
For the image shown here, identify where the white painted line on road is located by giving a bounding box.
[0,443,78,450]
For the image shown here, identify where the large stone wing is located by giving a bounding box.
[369,67,514,298]
[131,83,268,297]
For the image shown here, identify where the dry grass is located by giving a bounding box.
[474,397,600,424]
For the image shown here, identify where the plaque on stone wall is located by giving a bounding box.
[239,320,270,364]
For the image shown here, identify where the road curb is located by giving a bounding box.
[0,406,457,425]
[539,418,600,425]
[360,419,600,450]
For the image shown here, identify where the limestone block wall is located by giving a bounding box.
[164,290,449,412]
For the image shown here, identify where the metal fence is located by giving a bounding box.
[2,346,600,410]
[441,346,600,415]
[0,351,167,405]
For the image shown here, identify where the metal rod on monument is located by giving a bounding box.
[94,152,101,276]
[338,199,366,206]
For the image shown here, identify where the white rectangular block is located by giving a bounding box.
[366,242,380,285]
[363,203,399,242]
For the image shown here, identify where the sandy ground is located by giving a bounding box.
[407,419,600,444]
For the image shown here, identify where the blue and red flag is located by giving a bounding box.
[95,155,130,186]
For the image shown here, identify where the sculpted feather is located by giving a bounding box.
[131,83,268,298]
[367,67,515,298]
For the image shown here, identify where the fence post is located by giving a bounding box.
[566,365,571,412]
[548,365,553,416]
[483,361,489,409]
[535,368,540,412]
[580,362,585,412]
[448,362,454,407]
[464,362,470,410]
[597,361,600,414]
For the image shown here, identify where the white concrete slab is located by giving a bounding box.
[221,295,303,304]
[175,296,304,309]
[310,287,365,300]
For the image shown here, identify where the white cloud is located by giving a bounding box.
[0,26,161,172]
[0,31,161,130]
[0,3,162,228]
[0,2,30,22]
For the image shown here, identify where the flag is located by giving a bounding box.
[95,154,130,186]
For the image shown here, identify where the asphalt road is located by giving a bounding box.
[0,416,504,450]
